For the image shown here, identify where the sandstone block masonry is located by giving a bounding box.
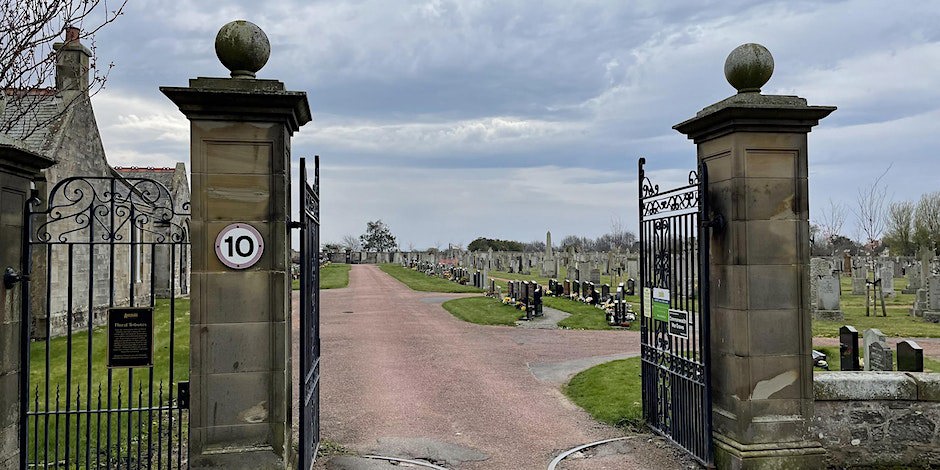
[812,372,940,468]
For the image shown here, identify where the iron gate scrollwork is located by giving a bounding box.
[638,157,713,465]
[298,156,321,469]
[21,175,190,469]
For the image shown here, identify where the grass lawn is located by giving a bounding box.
[565,357,643,428]
[27,298,190,463]
[292,263,351,290]
[812,276,940,338]
[813,345,940,373]
[441,297,524,326]
[540,297,620,331]
[379,264,483,293]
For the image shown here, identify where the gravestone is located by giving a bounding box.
[912,288,928,317]
[601,284,611,301]
[903,262,922,294]
[868,342,893,371]
[863,328,892,371]
[925,276,940,323]
[590,268,601,284]
[839,325,859,371]
[814,273,843,321]
[563,279,571,296]
[852,265,867,295]
[626,278,636,296]
[809,258,830,308]
[843,253,852,274]
[880,262,895,296]
[572,280,580,296]
[897,340,924,372]
[586,282,597,304]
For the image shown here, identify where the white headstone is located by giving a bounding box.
[817,274,841,311]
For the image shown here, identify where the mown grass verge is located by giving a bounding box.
[565,357,643,428]
[812,277,940,338]
[543,297,613,330]
[379,264,483,293]
[544,297,641,331]
[292,263,351,290]
[441,297,524,326]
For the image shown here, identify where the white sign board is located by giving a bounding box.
[215,223,264,269]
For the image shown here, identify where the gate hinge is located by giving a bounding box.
[702,212,725,231]
[177,381,190,410]
[3,267,28,289]
[288,220,302,229]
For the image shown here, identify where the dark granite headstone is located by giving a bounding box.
[897,340,924,372]
[839,325,859,371]
[564,280,571,296]
[626,278,636,296]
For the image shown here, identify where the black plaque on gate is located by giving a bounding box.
[668,309,690,339]
[108,307,154,368]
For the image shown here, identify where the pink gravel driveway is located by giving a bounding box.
[296,264,693,469]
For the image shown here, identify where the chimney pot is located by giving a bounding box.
[65,26,80,42]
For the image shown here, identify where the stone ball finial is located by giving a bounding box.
[724,43,774,93]
[214,20,270,79]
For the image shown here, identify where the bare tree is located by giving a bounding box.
[341,234,361,251]
[1,0,126,139]
[851,165,891,251]
[814,198,846,251]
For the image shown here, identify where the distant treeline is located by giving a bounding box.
[467,230,638,253]
[468,237,525,252]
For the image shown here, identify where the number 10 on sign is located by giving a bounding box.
[215,223,265,269]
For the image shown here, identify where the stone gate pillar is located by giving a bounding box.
[162,21,311,469]
[0,140,54,469]
[674,44,835,469]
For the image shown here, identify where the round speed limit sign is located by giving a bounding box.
[215,223,264,269]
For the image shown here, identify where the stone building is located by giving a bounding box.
[2,28,189,337]
[114,164,192,298]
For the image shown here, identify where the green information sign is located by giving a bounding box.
[652,288,670,322]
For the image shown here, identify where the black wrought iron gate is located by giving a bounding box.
[297,156,321,469]
[21,176,190,469]
[638,157,713,465]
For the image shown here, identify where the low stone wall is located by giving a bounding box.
[812,372,940,468]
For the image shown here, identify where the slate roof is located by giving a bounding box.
[1,90,65,155]
[113,167,178,191]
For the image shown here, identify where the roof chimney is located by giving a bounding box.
[53,26,92,93]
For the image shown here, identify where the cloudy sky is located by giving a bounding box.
[83,0,940,250]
